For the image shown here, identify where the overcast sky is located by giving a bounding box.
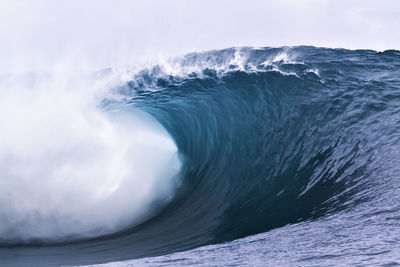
[0,0,399,72]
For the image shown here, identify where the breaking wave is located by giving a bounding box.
[1,46,400,266]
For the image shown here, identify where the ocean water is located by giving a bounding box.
[1,46,400,266]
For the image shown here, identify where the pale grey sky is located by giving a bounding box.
[0,0,399,72]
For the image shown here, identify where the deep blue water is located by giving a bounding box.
[1,46,400,266]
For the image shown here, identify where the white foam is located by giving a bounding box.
[306,68,320,76]
[0,70,181,243]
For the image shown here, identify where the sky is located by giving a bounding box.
[0,0,399,72]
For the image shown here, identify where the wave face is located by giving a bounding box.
[1,46,400,266]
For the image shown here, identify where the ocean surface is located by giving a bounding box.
[1,46,400,266]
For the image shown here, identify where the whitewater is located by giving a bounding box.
[1,46,400,266]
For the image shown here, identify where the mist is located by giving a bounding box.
[0,70,181,243]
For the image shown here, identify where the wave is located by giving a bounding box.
[1,46,400,266]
